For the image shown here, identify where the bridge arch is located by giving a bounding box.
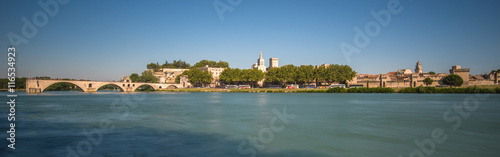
[42,81,86,92]
[96,83,125,92]
[165,85,178,89]
[134,84,157,91]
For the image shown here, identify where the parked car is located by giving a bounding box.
[239,85,251,89]
[225,85,238,89]
[286,84,299,89]
[302,85,315,89]
[267,85,282,89]
[330,84,346,88]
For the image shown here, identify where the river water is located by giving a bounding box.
[0,92,499,157]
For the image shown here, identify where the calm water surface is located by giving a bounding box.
[0,92,499,157]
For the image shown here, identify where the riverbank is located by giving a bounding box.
[157,88,329,93]
[0,89,25,92]
[155,85,500,94]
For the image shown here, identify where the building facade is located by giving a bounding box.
[148,68,190,83]
[269,58,279,69]
[251,51,267,72]
[200,65,227,87]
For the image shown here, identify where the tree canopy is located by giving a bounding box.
[181,69,213,87]
[162,60,191,69]
[193,60,229,68]
[129,73,140,82]
[140,70,159,83]
[220,68,264,88]
[265,64,356,87]
[428,71,436,75]
[423,78,433,86]
[442,74,463,87]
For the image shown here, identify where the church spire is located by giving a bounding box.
[415,60,422,74]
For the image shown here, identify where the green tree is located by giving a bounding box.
[314,64,355,86]
[175,75,182,84]
[146,63,160,72]
[265,67,282,86]
[130,73,140,82]
[428,71,436,75]
[163,59,191,69]
[314,66,327,86]
[338,65,356,83]
[216,61,229,68]
[182,69,213,87]
[442,74,463,87]
[323,65,340,85]
[220,68,242,85]
[0,77,26,89]
[193,60,229,68]
[140,70,159,83]
[240,69,264,88]
[296,65,315,86]
[423,77,433,86]
[280,64,297,85]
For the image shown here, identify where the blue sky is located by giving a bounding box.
[1,0,499,81]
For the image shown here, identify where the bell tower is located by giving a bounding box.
[258,51,264,66]
[415,60,422,74]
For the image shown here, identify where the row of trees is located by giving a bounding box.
[265,64,356,86]
[0,77,27,89]
[146,60,230,72]
[193,60,229,68]
[147,60,191,70]
[178,64,356,88]
[219,68,265,88]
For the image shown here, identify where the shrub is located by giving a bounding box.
[327,87,347,93]
[346,87,394,93]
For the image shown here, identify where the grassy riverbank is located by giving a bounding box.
[157,88,329,93]
[155,85,500,94]
[328,85,500,93]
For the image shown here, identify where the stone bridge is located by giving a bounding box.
[25,79,184,93]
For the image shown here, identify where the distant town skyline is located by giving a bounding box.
[1,0,499,81]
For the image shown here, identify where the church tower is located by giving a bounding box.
[257,51,265,66]
[252,51,266,72]
[415,60,422,74]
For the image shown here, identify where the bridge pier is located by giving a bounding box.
[27,88,42,93]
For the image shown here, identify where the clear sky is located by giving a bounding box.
[1,0,499,81]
